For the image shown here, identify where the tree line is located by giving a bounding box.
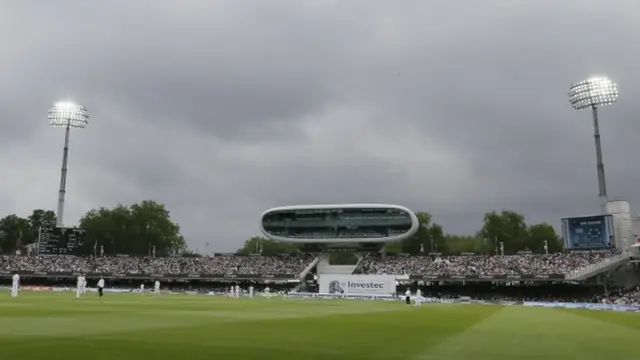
[0,202,562,257]
[0,201,187,257]
[234,211,563,256]
[0,209,57,254]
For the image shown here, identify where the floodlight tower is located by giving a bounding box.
[568,76,619,213]
[48,102,90,227]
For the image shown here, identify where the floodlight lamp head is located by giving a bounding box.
[48,101,90,128]
[568,76,618,110]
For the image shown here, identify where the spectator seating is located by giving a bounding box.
[0,254,312,276]
[0,251,618,277]
[358,252,617,276]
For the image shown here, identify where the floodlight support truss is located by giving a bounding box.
[56,125,71,227]
[591,106,607,212]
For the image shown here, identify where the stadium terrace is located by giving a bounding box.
[0,251,624,282]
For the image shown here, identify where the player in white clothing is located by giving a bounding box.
[228,286,234,298]
[248,285,254,298]
[11,273,19,297]
[76,275,83,299]
[154,280,160,296]
[414,289,422,306]
[405,289,411,305]
[140,283,145,295]
[97,278,105,297]
[234,284,240,298]
[264,286,271,298]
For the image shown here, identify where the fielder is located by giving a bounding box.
[154,280,160,296]
[249,285,254,299]
[234,284,240,298]
[140,283,145,295]
[414,289,422,307]
[97,278,105,297]
[228,286,234,298]
[81,275,87,295]
[11,273,19,297]
[76,275,83,299]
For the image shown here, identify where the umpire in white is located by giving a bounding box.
[97,277,105,297]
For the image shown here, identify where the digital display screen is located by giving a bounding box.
[562,215,613,249]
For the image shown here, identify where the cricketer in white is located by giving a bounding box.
[11,273,19,297]
[76,275,86,299]
[414,289,422,306]
[97,278,105,297]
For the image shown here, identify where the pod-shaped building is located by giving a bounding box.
[259,204,419,243]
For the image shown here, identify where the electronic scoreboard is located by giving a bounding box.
[38,227,87,255]
[561,215,614,250]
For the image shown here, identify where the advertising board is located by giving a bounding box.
[318,274,396,296]
[523,301,640,313]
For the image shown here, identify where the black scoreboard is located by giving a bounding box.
[38,227,87,255]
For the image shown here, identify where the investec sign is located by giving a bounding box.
[318,275,396,296]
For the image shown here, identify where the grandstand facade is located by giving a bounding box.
[260,203,419,243]
[1,202,640,302]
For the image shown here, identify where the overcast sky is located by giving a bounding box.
[1,1,639,252]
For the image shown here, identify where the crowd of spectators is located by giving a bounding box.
[606,287,640,305]
[358,252,617,276]
[0,251,620,277]
[0,254,312,276]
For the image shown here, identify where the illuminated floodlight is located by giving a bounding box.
[568,75,619,214]
[48,101,90,128]
[569,76,618,110]
[48,100,89,228]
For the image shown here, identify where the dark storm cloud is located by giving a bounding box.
[1,1,639,251]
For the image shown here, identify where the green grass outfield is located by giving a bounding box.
[1,292,639,360]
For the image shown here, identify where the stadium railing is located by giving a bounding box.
[351,255,366,274]
[298,254,325,280]
[565,250,632,280]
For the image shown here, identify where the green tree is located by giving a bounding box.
[429,222,446,253]
[398,212,446,254]
[78,200,186,256]
[235,236,299,255]
[444,235,491,254]
[27,209,57,233]
[380,212,446,255]
[383,241,403,254]
[479,210,529,254]
[0,214,32,254]
[526,223,562,254]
